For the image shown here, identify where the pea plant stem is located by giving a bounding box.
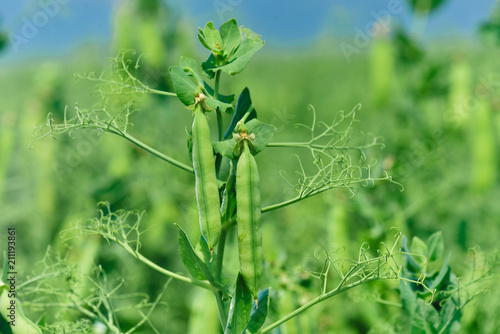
[211,68,231,328]
[215,227,229,282]
[214,288,228,328]
[112,237,212,291]
[107,127,194,174]
[267,141,379,150]
[258,277,381,333]
[214,70,224,141]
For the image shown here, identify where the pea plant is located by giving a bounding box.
[11,18,493,334]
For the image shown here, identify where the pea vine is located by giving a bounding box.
[20,18,480,334]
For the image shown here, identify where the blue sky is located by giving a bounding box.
[0,0,497,61]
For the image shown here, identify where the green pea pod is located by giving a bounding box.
[192,106,221,251]
[0,282,42,334]
[236,138,263,300]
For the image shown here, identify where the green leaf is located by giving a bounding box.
[439,299,462,334]
[202,54,218,79]
[427,231,444,262]
[169,66,199,106]
[399,278,418,333]
[217,38,264,76]
[428,253,451,290]
[412,299,440,334]
[213,139,238,159]
[195,235,215,273]
[203,82,235,104]
[213,119,275,159]
[225,274,252,334]
[245,119,275,153]
[402,236,423,273]
[205,97,234,114]
[0,314,14,334]
[224,87,257,139]
[245,288,270,333]
[180,57,205,85]
[176,224,213,281]
[204,22,222,52]
[221,160,237,221]
[220,19,242,56]
[198,28,214,52]
[411,236,428,268]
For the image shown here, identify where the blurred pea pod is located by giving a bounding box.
[449,57,471,126]
[236,135,263,300]
[192,104,221,251]
[470,95,497,192]
[370,26,394,107]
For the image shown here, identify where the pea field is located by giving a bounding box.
[1,1,500,333]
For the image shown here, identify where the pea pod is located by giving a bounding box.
[192,105,221,251]
[236,137,263,300]
[0,282,42,334]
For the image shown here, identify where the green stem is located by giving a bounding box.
[108,128,194,174]
[258,277,382,333]
[261,196,302,213]
[146,88,177,97]
[114,238,212,291]
[214,70,224,141]
[240,106,255,124]
[215,227,229,282]
[215,154,223,178]
[214,288,228,329]
[267,142,378,150]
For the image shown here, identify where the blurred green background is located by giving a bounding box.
[1,0,500,333]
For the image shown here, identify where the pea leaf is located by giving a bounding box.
[399,279,418,329]
[412,299,440,334]
[195,234,216,273]
[203,82,235,104]
[411,236,428,267]
[224,87,257,139]
[202,53,218,79]
[246,119,275,153]
[428,253,451,290]
[213,119,275,159]
[176,224,213,282]
[427,231,444,262]
[221,160,237,221]
[224,274,252,334]
[204,22,223,52]
[198,28,215,53]
[245,288,270,333]
[214,38,264,76]
[169,66,199,107]
[213,139,238,159]
[402,236,423,273]
[180,57,205,85]
[205,97,234,114]
[439,299,462,333]
[220,18,242,56]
